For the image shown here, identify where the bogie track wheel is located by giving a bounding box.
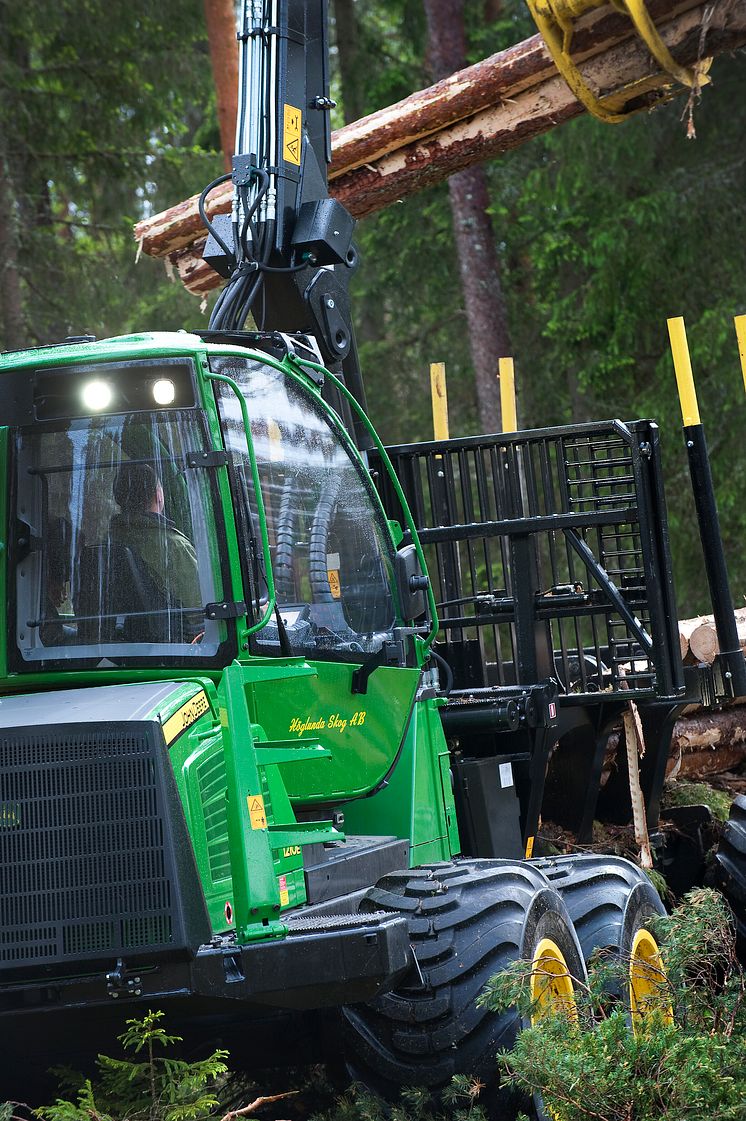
[340,860,586,1114]
[535,854,671,1028]
[713,794,746,957]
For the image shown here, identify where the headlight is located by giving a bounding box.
[81,380,113,411]
[152,378,176,405]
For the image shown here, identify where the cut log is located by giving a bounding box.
[679,615,707,661]
[667,707,746,778]
[326,0,704,176]
[679,608,746,665]
[688,620,720,664]
[601,705,746,789]
[133,0,746,296]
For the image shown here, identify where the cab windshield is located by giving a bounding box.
[11,408,228,668]
[213,355,397,661]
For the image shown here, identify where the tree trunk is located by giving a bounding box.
[0,23,26,351]
[0,151,26,350]
[203,0,239,172]
[332,0,366,125]
[423,0,509,433]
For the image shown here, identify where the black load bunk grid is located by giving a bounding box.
[373,419,684,706]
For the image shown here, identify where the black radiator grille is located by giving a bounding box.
[0,724,177,967]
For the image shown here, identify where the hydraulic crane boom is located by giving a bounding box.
[200,0,367,422]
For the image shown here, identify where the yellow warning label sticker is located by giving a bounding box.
[283,104,302,165]
[327,569,341,599]
[162,689,210,746]
[525,835,535,859]
[247,794,267,830]
[278,873,290,907]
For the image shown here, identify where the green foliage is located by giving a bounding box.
[310,1075,487,1121]
[661,780,733,824]
[480,889,746,1120]
[0,0,218,348]
[643,866,671,905]
[36,1011,229,1121]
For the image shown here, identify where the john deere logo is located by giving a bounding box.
[0,803,21,827]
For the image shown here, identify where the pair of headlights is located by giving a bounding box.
[82,377,176,411]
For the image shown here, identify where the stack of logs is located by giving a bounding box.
[635,612,746,784]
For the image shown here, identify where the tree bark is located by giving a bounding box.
[203,0,239,172]
[134,0,746,295]
[0,150,26,350]
[424,0,509,432]
[0,24,27,351]
[602,705,746,784]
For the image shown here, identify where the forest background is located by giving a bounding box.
[1,0,744,613]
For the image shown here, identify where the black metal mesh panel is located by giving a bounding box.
[375,420,682,702]
[0,724,176,968]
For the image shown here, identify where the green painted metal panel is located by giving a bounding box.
[255,740,331,764]
[247,661,420,801]
[217,664,287,940]
[0,428,7,680]
[341,694,459,863]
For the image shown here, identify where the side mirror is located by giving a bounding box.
[395,545,430,622]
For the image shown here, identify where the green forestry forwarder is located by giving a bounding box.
[4,0,730,1110]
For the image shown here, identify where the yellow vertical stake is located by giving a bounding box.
[498,356,518,433]
[735,315,746,395]
[430,362,449,440]
[667,317,701,426]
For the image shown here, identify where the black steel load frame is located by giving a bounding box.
[373,418,691,845]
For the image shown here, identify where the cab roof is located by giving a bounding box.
[0,332,208,374]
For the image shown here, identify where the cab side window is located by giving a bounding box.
[213,356,396,661]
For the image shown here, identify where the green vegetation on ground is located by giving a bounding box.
[14,890,741,1121]
[481,888,746,1120]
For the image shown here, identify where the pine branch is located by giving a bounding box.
[220,1091,299,1121]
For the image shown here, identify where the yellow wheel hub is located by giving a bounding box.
[629,928,673,1032]
[530,937,578,1026]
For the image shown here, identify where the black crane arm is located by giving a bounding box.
[201,0,367,423]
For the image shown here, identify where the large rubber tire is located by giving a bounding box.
[340,859,586,1112]
[713,794,746,954]
[535,854,667,1002]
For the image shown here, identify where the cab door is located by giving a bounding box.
[211,352,420,802]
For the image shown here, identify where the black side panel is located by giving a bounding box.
[303,836,410,904]
[451,756,524,859]
[0,721,209,975]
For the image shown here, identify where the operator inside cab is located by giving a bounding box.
[110,461,201,629]
[11,373,228,667]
